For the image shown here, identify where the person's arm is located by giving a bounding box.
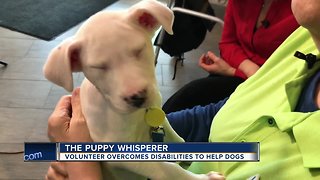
[46,88,103,180]
[238,59,260,78]
[166,98,228,142]
[218,0,250,70]
[218,0,261,79]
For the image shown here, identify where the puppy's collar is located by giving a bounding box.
[145,107,166,142]
[151,126,165,142]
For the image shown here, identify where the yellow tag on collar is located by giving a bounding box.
[145,107,165,127]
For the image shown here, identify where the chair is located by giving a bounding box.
[0,60,7,67]
[154,0,225,79]
[208,0,227,7]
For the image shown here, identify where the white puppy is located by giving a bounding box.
[44,0,222,179]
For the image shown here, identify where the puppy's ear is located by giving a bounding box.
[43,38,82,92]
[128,0,174,35]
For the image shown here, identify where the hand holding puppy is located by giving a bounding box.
[47,88,92,143]
[46,88,102,180]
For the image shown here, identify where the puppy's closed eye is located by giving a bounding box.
[133,49,143,58]
[90,64,109,71]
[132,43,146,59]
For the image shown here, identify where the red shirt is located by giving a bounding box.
[219,0,299,79]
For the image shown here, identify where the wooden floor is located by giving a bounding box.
[0,1,224,179]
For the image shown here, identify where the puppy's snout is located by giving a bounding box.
[124,89,147,108]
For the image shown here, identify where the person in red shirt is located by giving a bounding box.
[163,0,299,113]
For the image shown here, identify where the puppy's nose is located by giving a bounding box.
[124,89,147,108]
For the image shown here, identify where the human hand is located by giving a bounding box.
[207,171,225,180]
[46,162,68,180]
[199,51,236,76]
[46,88,102,180]
[46,161,102,180]
[47,88,92,142]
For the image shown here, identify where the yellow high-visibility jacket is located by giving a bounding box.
[188,27,320,179]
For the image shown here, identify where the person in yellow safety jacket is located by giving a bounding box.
[188,0,320,177]
[188,25,320,179]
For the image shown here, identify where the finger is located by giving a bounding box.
[51,162,68,177]
[198,54,206,66]
[199,54,211,66]
[207,51,217,58]
[48,96,72,142]
[207,171,225,180]
[71,88,84,119]
[198,56,206,67]
[207,51,220,62]
[46,166,67,180]
[54,95,72,116]
[200,53,211,65]
[199,62,211,72]
[199,54,205,62]
[69,88,93,142]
